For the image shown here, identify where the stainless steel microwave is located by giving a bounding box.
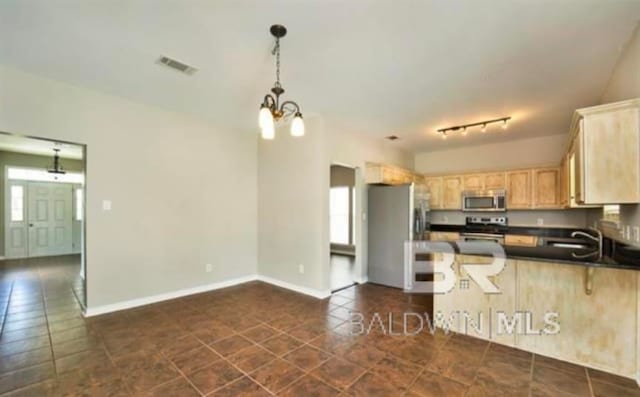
[462,190,506,212]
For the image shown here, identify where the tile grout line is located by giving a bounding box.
[0,281,15,338]
[37,265,57,380]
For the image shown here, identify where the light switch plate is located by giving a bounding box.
[102,200,112,211]
[537,218,544,226]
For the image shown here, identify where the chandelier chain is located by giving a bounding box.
[273,38,281,88]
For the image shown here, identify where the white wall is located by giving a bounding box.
[258,118,329,295]
[602,23,640,103]
[257,119,413,294]
[414,134,566,174]
[0,65,258,308]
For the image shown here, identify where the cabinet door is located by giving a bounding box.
[506,170,532,209]
[463,174,484,191]
[573,123,584,204]
[484,173,506,190]
[582,108,640,203]
[532,168,560,208]
[425,177,443,209]
[559,157,569,208]
[442,176,463,210]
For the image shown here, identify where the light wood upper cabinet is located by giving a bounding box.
[506,170,532,209]
[559,156,569,208]
[365,162,420,186]
[425,176,443,209]
[532,168,561,209]
[484,172,506,190]
[570,100,640,204]
[463,174,484,191]
[442,176,463,209]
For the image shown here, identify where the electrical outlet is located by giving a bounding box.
[102,200,112,211]
[537,218,544,226]
[205,264,213,273]
[298,264,305,274]
[443,215,449,223]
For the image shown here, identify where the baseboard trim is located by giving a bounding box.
[256,275,331,299]
[83,274,335,317]
[354,276,368,284]
[83,275,258,317]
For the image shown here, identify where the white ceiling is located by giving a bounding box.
[0,134,83,159]
[0,0,639,153]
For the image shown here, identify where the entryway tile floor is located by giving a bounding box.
[0,257,639,396]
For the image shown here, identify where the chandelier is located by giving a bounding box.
[47,149,66,175]
[258,25,304,140]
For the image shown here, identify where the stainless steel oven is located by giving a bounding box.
[460,232,505,244]
[462,190,506,212]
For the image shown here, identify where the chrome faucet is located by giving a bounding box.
[571,228,603,261]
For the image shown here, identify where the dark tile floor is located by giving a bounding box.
[1,256,639,396]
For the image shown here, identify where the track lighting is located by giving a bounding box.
[437,116,511,139]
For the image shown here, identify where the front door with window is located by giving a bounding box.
[5,180,74,258]
[27,182,73,257]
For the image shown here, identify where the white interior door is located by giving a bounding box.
[27,182,73,257]
[5,181,28,258]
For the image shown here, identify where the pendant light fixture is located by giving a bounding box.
[258,25,305,139]
[47,149,66,175]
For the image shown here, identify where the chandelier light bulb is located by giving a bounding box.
[462,127,468,136]
[481,124,487,133]
[261,122,275,140]
[442,132,447,140]
[291,113,305,137]
[259,105,273,129]
[502,119,508,130]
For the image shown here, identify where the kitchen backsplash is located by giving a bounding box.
[430,208,603,228]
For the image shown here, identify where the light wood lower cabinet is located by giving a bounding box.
[429,232,460,242]
[517,261,637,377]
[504,234,538,247]
[506,170,532,209]
[433,258,638,378]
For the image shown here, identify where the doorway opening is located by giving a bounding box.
[330,164,357,292]
[0,132,87,322]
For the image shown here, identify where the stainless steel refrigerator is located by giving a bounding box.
[367,183,429,288]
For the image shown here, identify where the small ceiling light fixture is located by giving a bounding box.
[258,24,305,140]
[437,117,511,139]
[47,149,66,175]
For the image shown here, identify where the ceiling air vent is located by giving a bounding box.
[157,55,198,75]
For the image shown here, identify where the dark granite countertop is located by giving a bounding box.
[427,224,640,271]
